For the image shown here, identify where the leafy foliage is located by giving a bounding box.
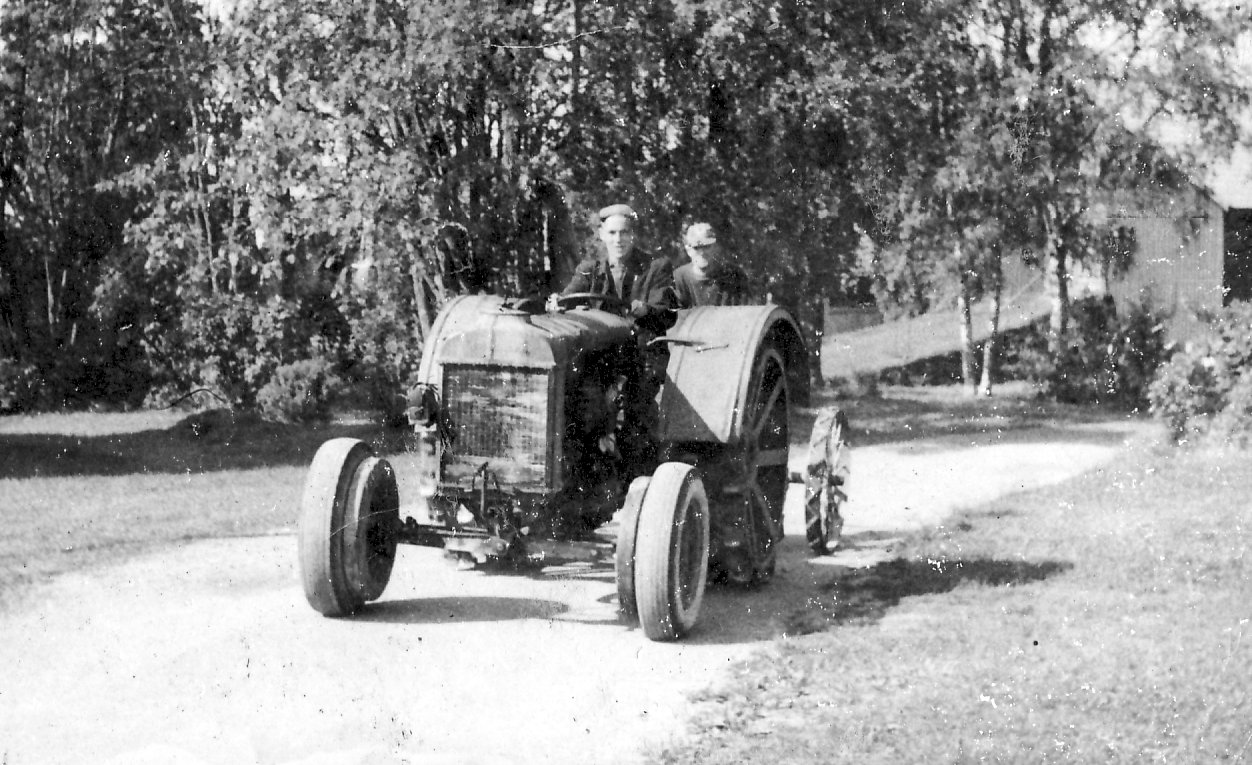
[0,0,207,404]
[1149,303,1252,443]
[3,0,1248,413]
[256,358,345,424]
[0,358,38,412]
[855,0,1247,390]
[1001,297,1168,409]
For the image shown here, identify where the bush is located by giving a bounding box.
[1001,297,1168,409]
[826,370,881,399]
[1149,302,1252,443]
[879,351,964,387]
[342,298,423,427]
[1208,369,1252,447]
[0,359,39,413]
[256,358,344,423]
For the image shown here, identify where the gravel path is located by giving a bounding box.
[0,420,1149,765]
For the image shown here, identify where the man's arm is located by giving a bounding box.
[563,257,600,295]
[672,265,697,309]
[631,257,678,331]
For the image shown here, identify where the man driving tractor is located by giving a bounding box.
[561,203,677,334]
[556,203,677,482]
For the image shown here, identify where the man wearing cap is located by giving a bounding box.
[673,222,751,308]
[562,203,677,334]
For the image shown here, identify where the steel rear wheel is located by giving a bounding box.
[634,463,710,641]
[299,438,400,616]
[729,346,789,583]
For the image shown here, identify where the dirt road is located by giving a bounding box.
[0,421,1148,765]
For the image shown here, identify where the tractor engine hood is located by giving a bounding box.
[416,294,635,492]
[417,295,634,376]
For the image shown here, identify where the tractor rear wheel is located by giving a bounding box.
[299,438,400,616]
[615,476,652,622]
[635,463,710,641]
[712,344,789,585]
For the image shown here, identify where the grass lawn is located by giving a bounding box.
[659,418,1252,762]
[0,408,399,612]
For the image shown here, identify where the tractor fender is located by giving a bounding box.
[657,305,809,444]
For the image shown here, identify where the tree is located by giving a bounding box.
[970,0,1248,338]
[0,0,206,404]
[123,0,970,401]
[857,0,1249,394]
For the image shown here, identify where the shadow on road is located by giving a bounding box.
[683,536,1071,645]
[353,595,569,624]
[776,553,1070,637]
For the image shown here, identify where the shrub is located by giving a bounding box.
[826,370,881,399]
[879,351,964,387]
[1001,297,1167,409]
[1149,302,1252,443]
[1145,347,1220,442]
[1102,299,1169,410]
[256,358,344,423]
[1208,369,1252,448]
[342,298,423,427]
[0,359,39,413]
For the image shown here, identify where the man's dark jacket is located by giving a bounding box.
[673,262,751,308]
[563,247,677,333]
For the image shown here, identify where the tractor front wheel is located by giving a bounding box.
[298,438,400,616]
[634,463,710,641]
[615,476,652,621]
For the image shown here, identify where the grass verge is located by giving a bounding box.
[659,439,1252,763]
[0,409,398,613]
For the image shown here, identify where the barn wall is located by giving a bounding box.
[1079,190,1225,343]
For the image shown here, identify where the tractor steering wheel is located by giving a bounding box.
[556,292,631,313]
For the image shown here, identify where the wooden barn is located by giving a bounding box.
[822,184,1237,381]
[1072,184,1226,342]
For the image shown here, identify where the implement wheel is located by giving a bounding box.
[298,438,400,616]
[805,408,851,555]
[635,463,710,641]
[615,476,652,621]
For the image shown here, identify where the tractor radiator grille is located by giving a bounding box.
[442,364,551,487]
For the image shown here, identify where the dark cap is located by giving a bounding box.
[598,204,637,222]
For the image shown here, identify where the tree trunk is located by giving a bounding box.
[810,292,825,387]
[979,246,1003,397]
[958,279,976,396]
[570,0,581,124]
[957,244,976,396]
[1050,248,1069,348]
[410,255,433,344]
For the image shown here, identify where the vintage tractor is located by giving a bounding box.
[298,293,849,641]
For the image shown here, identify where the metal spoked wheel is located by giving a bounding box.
[298,438,400,616]
[805,407,851,555]
[723,345,789,584]
[634,463,710,641]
